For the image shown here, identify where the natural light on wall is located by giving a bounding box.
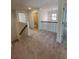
[17,13,26,23]
[52,13,57,20]
[39,8,58,21]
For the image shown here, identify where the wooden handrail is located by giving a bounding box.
[19,25,27,35]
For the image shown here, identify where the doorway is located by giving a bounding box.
[32,10,38,31]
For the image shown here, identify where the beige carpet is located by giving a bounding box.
[12,29,67,59]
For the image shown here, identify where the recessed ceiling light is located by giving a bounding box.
[28,7,31,10]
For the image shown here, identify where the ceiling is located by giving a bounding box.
[12,0,58,10]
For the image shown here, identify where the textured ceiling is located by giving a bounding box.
[12,0,58,10]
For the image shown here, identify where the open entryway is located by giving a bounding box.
[32,10,39,31]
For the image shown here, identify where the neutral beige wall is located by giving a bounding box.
[11,9,28,41]
[16,22,28,39]
[15,10,28,39]
[11,10,17,41]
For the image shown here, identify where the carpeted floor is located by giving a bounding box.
[12,29,67,59]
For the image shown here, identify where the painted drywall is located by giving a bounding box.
[38,8,58,32]
[28,11,34,29]
[11,10,17,41]
[27,9,39,29]
[15,10,28,39]
[16,22,28,39]
[11,9,28,40]
[39,22,57,32]
[56,0,64,43]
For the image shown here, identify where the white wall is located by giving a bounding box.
[39,22,57,32]
[39,8,58,32]
[28,11,34,29]
[56,0,64,43]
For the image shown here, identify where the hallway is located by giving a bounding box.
[12,29,66,59]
